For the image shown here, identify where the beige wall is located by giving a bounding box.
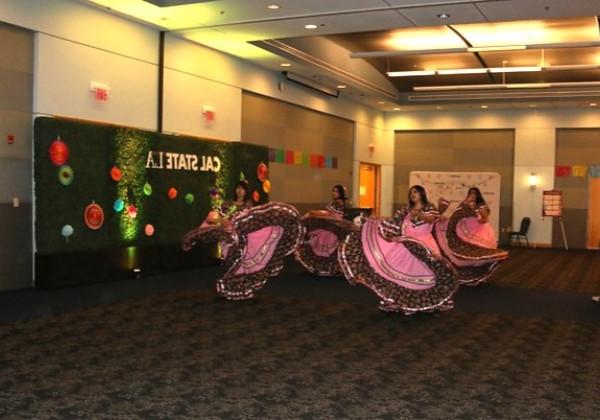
[554,129,600,248]
[242,92,353,214]
[34,33,158,130]
[386,109,600,247]
[0,22,33,290]
[394,129,514,244]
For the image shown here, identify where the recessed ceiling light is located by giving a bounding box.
[436,106,443,110]
[393,107,401,111]
[266,4,280,10]
[437,13,450,19]
[336,84,347,89]
[280,63,291,67]
[378,101,385,105]
[481,105,488,109]
[304,24,318,29]
[590,103,597,107]
[529,104,537,108]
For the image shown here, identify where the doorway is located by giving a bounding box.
[358,163,380,215]
[587,177,600,249]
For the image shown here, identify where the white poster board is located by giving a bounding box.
[409,171,501,240]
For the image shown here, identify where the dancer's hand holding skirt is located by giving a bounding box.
[434,206,509,286]
[338,219,458,314]
[182,202,304,300]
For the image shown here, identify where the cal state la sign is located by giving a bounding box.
[145,150,221,172]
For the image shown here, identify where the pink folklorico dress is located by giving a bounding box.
[338,208,458,315]
[295,201,357,276]
[456,204,498,249]
[182,202,304,300]
[434,202,508,286]
[395,205,442,256]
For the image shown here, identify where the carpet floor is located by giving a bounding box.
[1,248,599,419]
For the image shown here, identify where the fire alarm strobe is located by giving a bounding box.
[90,81,110,102]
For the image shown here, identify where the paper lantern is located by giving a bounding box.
[262,179,271,193]
[61,224,74,241]
[84,202,105,230]
[58,165,74,186]
[49,138,69,167]
[113,198,124,212]
[127,204,138,219]
[252,190,260,203]
[185,193,195,204]
[110,166,122,182]
[206,210,220,223]
[168,187,178,200]
[143,182,152,196]
[257,162,269,182]
[144,224,155,236]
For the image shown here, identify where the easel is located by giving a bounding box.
[557,217,568,251]
[543,190,568,250]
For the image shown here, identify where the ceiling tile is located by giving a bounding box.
[397,3,487,26]
[189,0,393,26]
[456,16,600,47]
[330,26,466,54]
[476,0,600,22]
[189,10,412,40]
[385,0,481,5]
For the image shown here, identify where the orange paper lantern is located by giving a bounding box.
[262,179,271,193]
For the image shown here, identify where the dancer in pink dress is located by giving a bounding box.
[182,181,304,300]
[295,185,358,276]
[338,185,458,314]
[435,187,508,286]
[393,185,442,255]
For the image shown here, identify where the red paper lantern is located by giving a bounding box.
[257,162,269,182]
[168,187,178,200]
[127,204,138,219]
[252,190,260,203]
[110,166,122,182]
[49,138,69,167]
[84,202,104,230]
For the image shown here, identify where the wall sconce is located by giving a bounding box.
[368,143,375,154]
[528,173,538,191]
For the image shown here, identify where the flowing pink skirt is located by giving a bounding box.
[295,214,357,276]
[434,207,508,286]
[182,202,304,299]
[456,217,498,249]
[338,219,458,314]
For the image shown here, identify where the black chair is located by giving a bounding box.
[509,217,530,247]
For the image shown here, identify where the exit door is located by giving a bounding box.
[358,163,380,215]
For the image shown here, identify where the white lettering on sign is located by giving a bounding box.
[145,151,221,172]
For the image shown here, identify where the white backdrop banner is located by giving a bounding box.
[409,171,501,238]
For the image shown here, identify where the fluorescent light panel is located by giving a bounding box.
[387,66,541,77]
[467,45,526,52]
[413,81,600,91]
[387,70,436,77]
[388,64,600,77]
